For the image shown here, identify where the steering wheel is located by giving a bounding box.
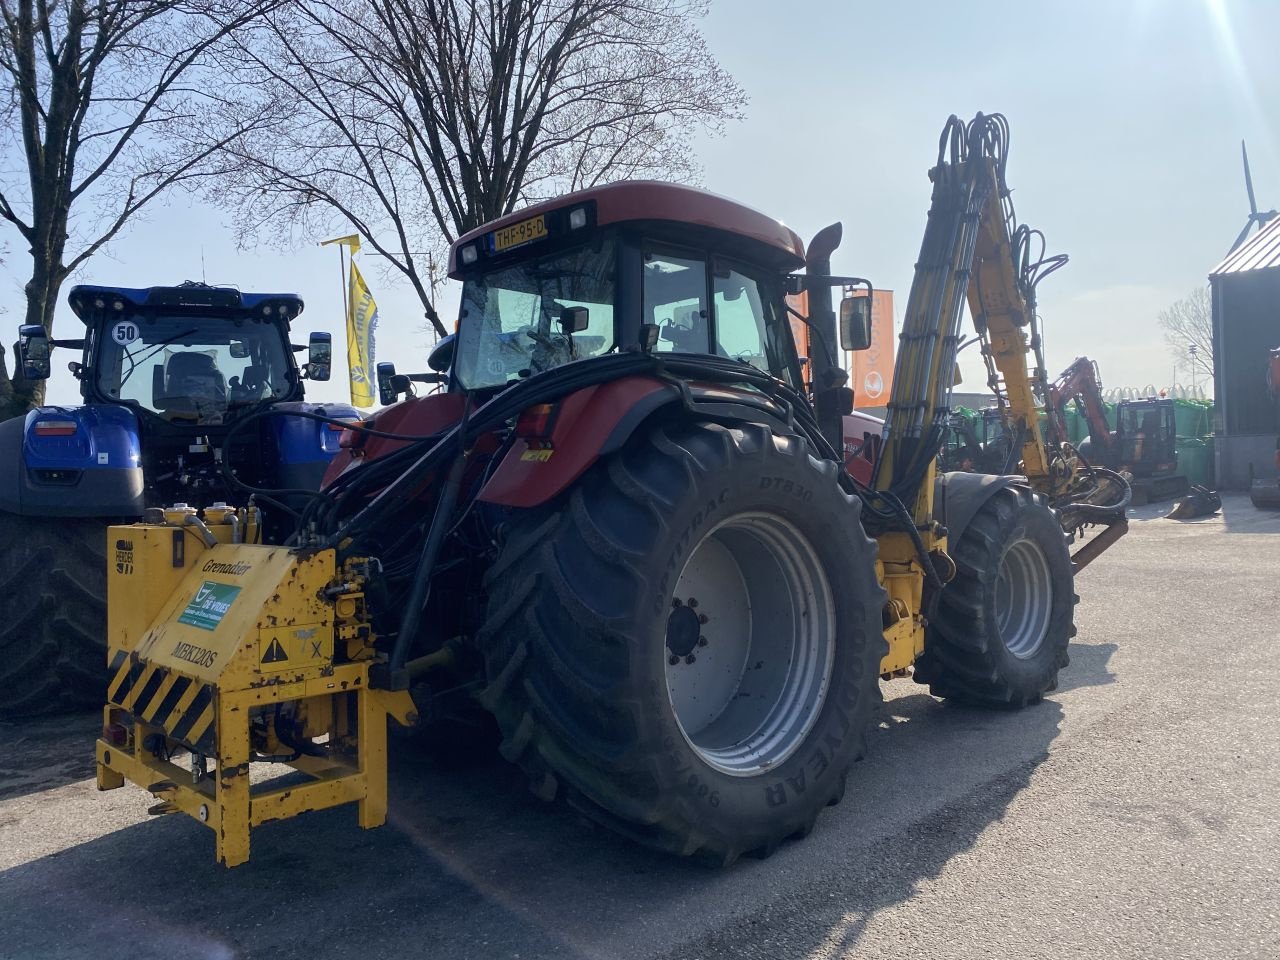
[524,326,557,349]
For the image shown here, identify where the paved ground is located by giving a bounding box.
[2,495,1277,960]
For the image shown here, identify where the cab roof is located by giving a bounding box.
[67,283,304,323]
[448,181,806,277]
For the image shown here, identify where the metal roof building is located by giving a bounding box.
[1211,215,1280,276]
[1209,217,1280,488]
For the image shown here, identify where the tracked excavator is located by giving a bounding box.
[95,113,1125,867]
[1043,358,1186,505]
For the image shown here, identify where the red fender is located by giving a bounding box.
[322,392,466,488]
[842,411,883,487]
[477,376,676,508]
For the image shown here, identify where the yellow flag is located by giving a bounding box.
[321,233,362,254]
[347,261,378,407]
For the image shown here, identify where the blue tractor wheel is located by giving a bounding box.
[0,514,106,718]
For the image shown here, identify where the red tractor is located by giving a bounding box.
[323,181,892,860]
[97,114,1102,866]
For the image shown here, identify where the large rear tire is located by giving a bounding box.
[916,486,1075,707]
[0,514,107,718]
[476,420,886,864]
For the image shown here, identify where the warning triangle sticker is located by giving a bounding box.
[262,638,289,663]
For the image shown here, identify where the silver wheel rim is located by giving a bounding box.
[995,538,1053,659]
[664,513,836,777]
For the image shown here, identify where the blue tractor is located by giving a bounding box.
[0,282,358,717]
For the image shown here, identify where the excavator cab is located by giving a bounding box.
[1115,398,1178,477]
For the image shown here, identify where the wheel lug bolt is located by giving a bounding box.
[672,598,682,608]
[698,636,708,647]
[669,655,680,666]
[687,598,698,608]
[698,614,709,624]
[685,654,696,665]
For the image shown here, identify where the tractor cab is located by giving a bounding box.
[62,283,327,424]
[440,181,825,397]
[941,407,1022,474]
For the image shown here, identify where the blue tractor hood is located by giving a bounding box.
[68,283,305,322]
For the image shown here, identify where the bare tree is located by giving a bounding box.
[0,0,275,416]
[1158,287,1214,382]
[213,0,745,337]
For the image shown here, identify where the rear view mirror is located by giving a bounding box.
[428,333,455,373]
[17,324,51,380]
[306,332,332,381]
[229,341,249,359]
[839,297,872,352]
[376,361,399,405]
[559,306,589,334]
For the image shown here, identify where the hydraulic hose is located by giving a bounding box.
[387,402,472,680]
[327,352,830,551]
[224,351,941,626]
[215,405,458,513]
[1059,466,1132,520]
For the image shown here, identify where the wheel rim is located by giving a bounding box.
[664,513,836,777]
[994,538,1053,659]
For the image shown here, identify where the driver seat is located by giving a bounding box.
[161,351,227,407]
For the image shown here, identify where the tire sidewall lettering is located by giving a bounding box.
[654,486,731,617]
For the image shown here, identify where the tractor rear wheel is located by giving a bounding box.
[916,486,1074,707]
[476,420,886,864]
[0,514,107,718]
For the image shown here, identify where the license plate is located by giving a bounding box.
[491,215,548,252]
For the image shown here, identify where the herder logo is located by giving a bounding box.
[115,538,134,575]
[177,581,243,632]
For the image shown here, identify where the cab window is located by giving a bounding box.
[712,263,769,371]
[643,249,709,353]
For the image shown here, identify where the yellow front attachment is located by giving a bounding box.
[96,515,413,867]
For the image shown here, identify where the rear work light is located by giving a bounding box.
[515,403,558,439]
[33,419,77,437]
[339,423,368,452]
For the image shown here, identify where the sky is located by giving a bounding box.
[4,0,1277,407]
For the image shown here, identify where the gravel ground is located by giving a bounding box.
[1,494,1276,960]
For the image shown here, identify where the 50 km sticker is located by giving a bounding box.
[177,581,242,631]
[111,320,140,346]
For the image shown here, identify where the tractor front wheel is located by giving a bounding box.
[476,420,886,864]
[916,486,1075,707]
[0,514,107,718]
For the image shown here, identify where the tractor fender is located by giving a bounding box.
[0,406,144,517]
[936,471,1024,546]
[267,400,361,491]
[322,392,467,488]
[478,376,678,508]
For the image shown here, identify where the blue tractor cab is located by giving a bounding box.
[0,282,358,716]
